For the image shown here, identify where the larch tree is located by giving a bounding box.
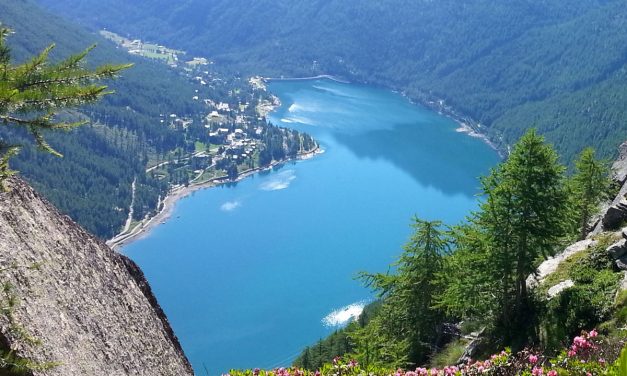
[478,129,569,337]
[0,25,131,185]
[357,217,450,367]
[569,147,612,240]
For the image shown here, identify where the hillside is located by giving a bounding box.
[0,177,194,375]
[0,0,203,238]
[36,0,627,162]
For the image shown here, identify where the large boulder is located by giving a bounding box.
[607,238,627,259]
[602,199,627,230]
[616,256,627,271]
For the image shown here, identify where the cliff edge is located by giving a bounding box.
[0,177,194,375]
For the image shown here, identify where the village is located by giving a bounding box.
[99,29,316,188]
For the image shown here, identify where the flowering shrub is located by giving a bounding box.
[227,331,626,376]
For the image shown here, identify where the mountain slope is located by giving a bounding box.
[36,0,627,162]
[0,0,203,238]
[0,177,194,375]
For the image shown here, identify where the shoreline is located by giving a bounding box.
[106,146,323,250]
[265,74,350,84]
[389,85,506,158]
[266,74,506,158]
[417,96,506,158]
[109,75,505,250]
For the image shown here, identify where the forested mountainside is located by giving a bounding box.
[0,0,202,238]
[1,0,317,239]
[37,0,627,162]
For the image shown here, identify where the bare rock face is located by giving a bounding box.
[601,199,627,231]
[612,141,627,185]
[607,238,627,259]
[547,279,575,298]
[527,239,596,288]
[0,178,194,376]
[591,141,627,234]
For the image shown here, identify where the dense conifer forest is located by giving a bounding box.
[0,0,316,239]
[36,0,627,163]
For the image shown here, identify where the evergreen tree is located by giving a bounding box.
[477,129,569,338]
[435,223,496,321]
[357,218,449,367]
[0,25,130,184]
[569,147,612,239]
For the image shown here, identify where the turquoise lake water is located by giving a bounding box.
[123,78,500,375]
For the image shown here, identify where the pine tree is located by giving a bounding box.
[358,218,449,367]
[478,129,569,337]
[0,25,131,184]
[569,147,612,239]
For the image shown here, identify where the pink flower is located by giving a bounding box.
[348,360,358,368]
[253,369,260,376]
[573,336,585,346]
[529,354,538,364]
[599,358,606,364]
[532,367,543,376]
[589,329,598,338]
[547,371,557,376]
[429,368,439,376]
[567,350,576,357]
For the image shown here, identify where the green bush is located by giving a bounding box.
[544,270,620,348]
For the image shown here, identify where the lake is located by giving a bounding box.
[122,78,499,375]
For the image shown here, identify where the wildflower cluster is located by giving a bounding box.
[227,330,625,376]
[568,330,598,358]
[549,329,617,375]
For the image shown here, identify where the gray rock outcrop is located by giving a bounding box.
[527,239,596,288]
[607,238,627,259]
[612,141,627,185]
[601,199,627,231]
[547,279,575,298]
[0,178,194,375]
[592,141,627,234]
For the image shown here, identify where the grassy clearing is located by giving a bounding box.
[429,339,469,368]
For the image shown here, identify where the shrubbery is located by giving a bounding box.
[231,331,627,376]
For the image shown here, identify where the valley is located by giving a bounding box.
[2,1,627,375]
[122,78,499,374]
